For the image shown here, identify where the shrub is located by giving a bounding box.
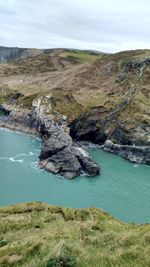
[46,255,76,267]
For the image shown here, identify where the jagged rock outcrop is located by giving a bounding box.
[0,94,55,135]
[39,125,100,179]
[121,57,150,74]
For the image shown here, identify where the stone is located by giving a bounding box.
[73,146,100,176]
[115,73,127,83]
[39,125,100,178]
[104,139,113,147]
[62,115,67,121]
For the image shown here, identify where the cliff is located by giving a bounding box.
[0,48,149,167]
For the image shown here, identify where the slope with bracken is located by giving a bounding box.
[0,48,150,164]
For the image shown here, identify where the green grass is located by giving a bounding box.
[0,202,150,267]
[59,50,102,63]
[49,90,86,120]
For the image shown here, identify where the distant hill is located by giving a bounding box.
[0,46,104,63]
[0,46,43,63]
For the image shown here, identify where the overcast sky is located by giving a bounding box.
[0,0,150,52]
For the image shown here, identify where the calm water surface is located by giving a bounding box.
[0,128,150,223]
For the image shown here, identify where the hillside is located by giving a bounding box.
[0,202,150,267]
[0,46,101,63]
[0,49,150,145]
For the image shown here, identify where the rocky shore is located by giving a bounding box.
[103,140,150,164]
[0,100,100,179]
[0,82,150,179]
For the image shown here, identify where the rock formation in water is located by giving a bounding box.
[39,125,99,179]
[0,47,150,177]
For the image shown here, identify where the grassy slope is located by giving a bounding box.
[58,50,103,62]
[0,202,150,267]
[0,49,104,120]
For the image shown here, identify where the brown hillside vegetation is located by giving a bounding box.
[0,49,149,144]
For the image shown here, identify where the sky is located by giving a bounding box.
[0,0,150,53]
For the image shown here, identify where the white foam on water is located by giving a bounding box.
[88,143,101,149]
[16,159,24,163]
[0,150,36,164]
[0,156,24,163]
[0,127,12,133]
[13,153,28,158]
[9,157,15,162]
[9,157,24,163]
[30,161,43,173]
[80,170,88,177]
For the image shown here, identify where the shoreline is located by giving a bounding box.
[1,120,150,167]
[0,114,100,178]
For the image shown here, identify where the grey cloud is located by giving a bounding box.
[0,0,150,52]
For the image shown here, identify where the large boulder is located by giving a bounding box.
[39,125,100,179]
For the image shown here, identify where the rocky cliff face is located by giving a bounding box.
[0,46,46,63]
[69,51,150,146]
[0,47,149,174]
[0,46,25,62]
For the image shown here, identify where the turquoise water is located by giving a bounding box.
[0,128,150,224]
